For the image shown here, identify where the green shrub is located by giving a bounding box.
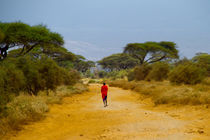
[169,63,206,84]
[0,54,81,116]
[192,53,210,76]
[62,69,80,85]
[15,56,43,95]
[128,65,152,81]
[0,69,8,111]
[146,62,170,81]
[14,55,80,95]
[0,62,25,112]
[0,62,25,94]
[38,56,64,92]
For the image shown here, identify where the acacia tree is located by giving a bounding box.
[8,45,75,64]
[0,22,64,60]
[73,55,95,73]
[123,41,179,65]
[98,53,139,71]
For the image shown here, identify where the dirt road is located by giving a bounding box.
[9,84,210,140]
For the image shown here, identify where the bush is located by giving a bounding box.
[14,55,80,95]
[193,53,210,76]
[128,65,152,81]
[62,69,80,85]
[169,63,206,84]
[0,55,81,116]
[0,61,26,112]
[15,56,43,95]
[0,61,25,95]
[38,56,78,93]
[146,62,170,81]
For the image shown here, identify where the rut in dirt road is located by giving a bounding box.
[9,84,209,140]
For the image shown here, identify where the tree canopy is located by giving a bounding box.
[98,53,139,71]
[8,45,75,62]
[123,41,179,65]
[0,22,64,60]
[73,55,95,73]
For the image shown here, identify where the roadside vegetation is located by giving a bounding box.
[108,79,210,105]
[0,83,88,138]
[0,22,89,138]
[94,42,210,106]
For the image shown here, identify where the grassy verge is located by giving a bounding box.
[108,78,210,106]
[0,83,88,139]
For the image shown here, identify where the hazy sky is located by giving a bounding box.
[0,0,210,60]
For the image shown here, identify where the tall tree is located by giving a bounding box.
[0,22,64,60]
[123,41,179,65]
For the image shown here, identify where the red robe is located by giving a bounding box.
[101,85,108,99]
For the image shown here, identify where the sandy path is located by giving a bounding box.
[9,84,210,140]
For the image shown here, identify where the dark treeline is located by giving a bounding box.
[97,42,210,85]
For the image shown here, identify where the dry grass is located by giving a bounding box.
[0,83,88,139]
[87,79,103,84]
[108,78,210,105]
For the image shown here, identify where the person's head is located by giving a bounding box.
[103,83,106,85]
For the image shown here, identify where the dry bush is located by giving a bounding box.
[109,79,210,105]
[0,83,88,138]
[128,65,152,81]
[146,62,170,81]
[5,95,49,130]
[168,63,206,85]
[154,84,210,105]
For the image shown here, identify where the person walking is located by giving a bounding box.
[101,83,108,107]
